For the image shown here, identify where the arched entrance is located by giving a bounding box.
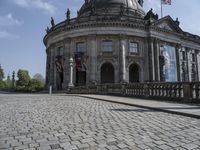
[76,65,86,86]
[55,56,64,90]
[129,63,140,83]
[101,63,115,84]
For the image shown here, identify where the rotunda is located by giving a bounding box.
[44,0,200,90]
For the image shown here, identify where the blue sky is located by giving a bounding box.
[0,0,200,79]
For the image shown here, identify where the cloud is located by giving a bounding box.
[0,13,23,26]
[14,0,57,15]
[0,31,20,40]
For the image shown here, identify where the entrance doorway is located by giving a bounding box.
[129,63,140,83]
[76,65,86,86]
[101,63,115,84]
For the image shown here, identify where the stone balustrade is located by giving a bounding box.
[67,82,200,103]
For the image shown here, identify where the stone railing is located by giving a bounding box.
[67,82,200,103]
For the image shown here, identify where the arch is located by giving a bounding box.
[129,63,140,83]
[76,64,86,86]
[101,62,115,84]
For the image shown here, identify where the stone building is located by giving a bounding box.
[44,0,200,90]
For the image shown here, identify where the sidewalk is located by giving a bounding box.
[77,94,200,119]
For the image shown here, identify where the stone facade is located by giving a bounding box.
[44,0,200,90]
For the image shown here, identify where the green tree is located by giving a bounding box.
[16,69,31,87]
[28,79,44,91]
[0,65,4,81]
[0,65,5,89]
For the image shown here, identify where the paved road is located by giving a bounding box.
[0,94,200,150]
[79,95,200,119]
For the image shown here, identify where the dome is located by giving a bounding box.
[79,0,145,17]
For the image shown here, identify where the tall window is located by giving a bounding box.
[191,53,195,62]
[102,40,113,52]
[129,42,138,53]
[182,51,186,60]
[57,47,63,56]
[76,42,85,52]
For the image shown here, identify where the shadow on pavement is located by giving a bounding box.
[110,108,155,112]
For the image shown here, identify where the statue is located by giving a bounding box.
[66,8,70,22]
[144,8,158,22]
[120,4,124,15]
[90,2,95,15]
[175,17,180,26]
[46,26,50,33]
[85,0,89,4]
[51,17,55,27]
[138,0,144,7]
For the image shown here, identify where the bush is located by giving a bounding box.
[0,81,6,90]
[28,79,44,91]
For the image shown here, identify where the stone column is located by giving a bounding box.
[68,57,74,87]
[149,38,155,82]
[89,35,97,83]
[53,47,57,90]
[176,45,181,82]
[62,39,71,89]
[119,38,127,83]
[195,50,199,81]
[187,49,191,82]
[179,47,183,82]
[45,49,49,88]
[154,39,160,82]
[49,46,55,89]
[197,52,200,81]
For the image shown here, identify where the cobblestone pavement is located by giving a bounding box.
[0,94,200,150]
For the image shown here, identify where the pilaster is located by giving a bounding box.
[119,36,127,83]
[149,38,155,82]
[154,39,160,82]
[88,35,97,84]
[62,38,71,89]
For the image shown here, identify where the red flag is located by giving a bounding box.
[161,0,171,5]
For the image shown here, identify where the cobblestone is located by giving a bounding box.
[0,94,200,150]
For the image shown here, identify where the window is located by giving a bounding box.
[102,40,113,52]
[191,53,195,62]
[182,51,186,60]
[57,47,63,56]
[76,42,85,52]
[129,42,138,53]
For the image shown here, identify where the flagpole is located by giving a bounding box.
[161,0,163,18]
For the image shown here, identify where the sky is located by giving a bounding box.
[0,0,200,79]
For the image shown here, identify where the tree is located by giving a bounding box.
[0,65,5,89]
[0,65,4,81]
[28,79,43,91]
[16,69,31,87]
[6,74,12,89]
[12,71,15,89]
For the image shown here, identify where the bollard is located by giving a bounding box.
[49,86,52,95]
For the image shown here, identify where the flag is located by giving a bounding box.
[161,0,171,5]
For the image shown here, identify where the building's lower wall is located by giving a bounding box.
[45,35,200,90]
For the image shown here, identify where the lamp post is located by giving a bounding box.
[68,57,74,87]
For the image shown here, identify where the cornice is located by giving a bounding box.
[43,18,200,46]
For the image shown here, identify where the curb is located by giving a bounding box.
[78,95,200,119]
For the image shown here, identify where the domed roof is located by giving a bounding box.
[79,0,145,17]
